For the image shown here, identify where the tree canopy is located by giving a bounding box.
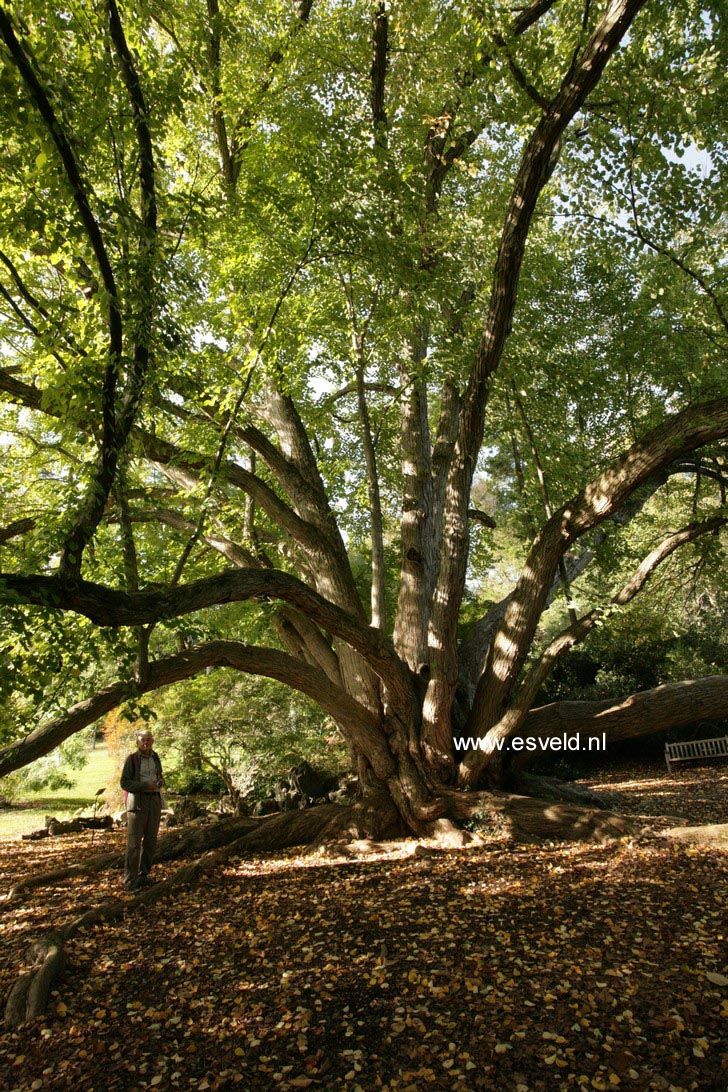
[0,0,726,833]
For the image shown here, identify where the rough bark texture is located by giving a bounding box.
[393,353,434,673]
[515,676,728,768]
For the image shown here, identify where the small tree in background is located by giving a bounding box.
[150,672,350,802]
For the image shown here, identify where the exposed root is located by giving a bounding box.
[2,849,122,904]
[422,817,484,848]
[233,804,344,853]
[658,822,728,847]
[2,815,259,904]
[3,805,358,1027]
[4,933,65,1027]
[509,772,612,810]
[4,789,655,1026]
[444,789,643,843]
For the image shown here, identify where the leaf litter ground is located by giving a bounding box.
[0,760,726,1092]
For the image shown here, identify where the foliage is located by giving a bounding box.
[149,671,350,800]
[539,557,727,705]
[104,671,350,800]
[2,733,92,799]
[0,0,725,800]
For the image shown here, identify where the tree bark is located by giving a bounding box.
[514,676,728,768]
[393,352,434,672]
[464,398,728,783]
[425,0,650,763]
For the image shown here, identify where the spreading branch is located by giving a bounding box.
[460,513,726,780]
[425,0,650,760]
[0,567,413,702]
[0,640,386,780]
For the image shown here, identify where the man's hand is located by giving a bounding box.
[145,781,159,791]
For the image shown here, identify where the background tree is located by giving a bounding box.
[0,0,726,842]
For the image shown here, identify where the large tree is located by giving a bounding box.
[0,0,726,841]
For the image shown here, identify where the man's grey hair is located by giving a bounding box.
[136,730,153,741]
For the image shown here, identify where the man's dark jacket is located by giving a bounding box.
[120,750,163,812]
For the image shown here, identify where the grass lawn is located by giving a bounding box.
[0,744,119,841]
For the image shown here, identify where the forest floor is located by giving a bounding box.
[0,758,726,1092]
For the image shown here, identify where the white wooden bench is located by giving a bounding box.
[665,735,728,772]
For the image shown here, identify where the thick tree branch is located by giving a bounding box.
[425,0,649,765]
[154,390,343,542]
[0,567,413,701]
[513,387,577,622]
[206,0,235,189]
[518,676,728,761]
[0,366,43,410]
[370,3,388,144]
[392,348,435,672]
[274,606,343,687]
[342,283,386,631]
[512,0,561,36]
[0,368,354,605]
[464,397,728,767]
[0,11,120,326]
[262,384,366,623]
[357,354,386,629]
[238,421,341,539]
[142,433,330,558]
[126,508,258,569]
[0,517,36,544]
[0,640,385,780]
[124,505,339,695]
[106,0,158,441]
[458,456,719,691]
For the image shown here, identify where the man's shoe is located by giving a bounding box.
[137,874,156,887]
[124,880,141,893]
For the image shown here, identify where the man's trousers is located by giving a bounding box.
[124,794,162,885]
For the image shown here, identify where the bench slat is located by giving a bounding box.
[665,735,728,771]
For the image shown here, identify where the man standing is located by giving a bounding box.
[121,730,164,892]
